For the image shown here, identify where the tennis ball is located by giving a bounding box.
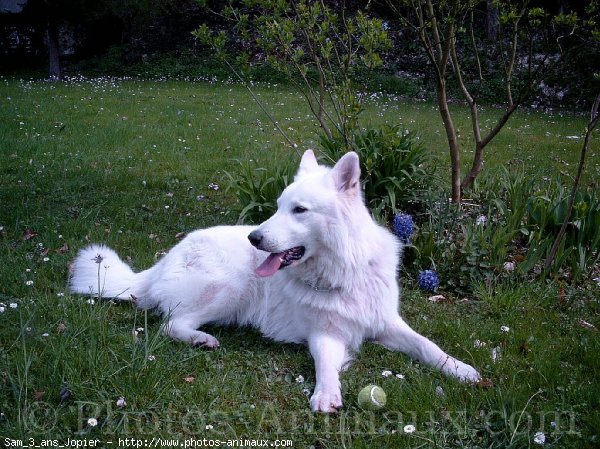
[357,384,387,410]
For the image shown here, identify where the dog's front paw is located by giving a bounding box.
[451,360,481,383]
[310,389,343,413]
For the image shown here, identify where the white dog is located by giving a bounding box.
[69,150,480,412]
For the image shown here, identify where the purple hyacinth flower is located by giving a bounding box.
[393,213,414,244]
[418,270,439,292]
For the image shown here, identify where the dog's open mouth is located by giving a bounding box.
[255,246,305,277]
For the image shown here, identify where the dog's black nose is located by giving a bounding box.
[248,230,263,247]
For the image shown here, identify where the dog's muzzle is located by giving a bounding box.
[248,231,305,277]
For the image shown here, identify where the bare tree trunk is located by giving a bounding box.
[457,9,523,192]
[436,79,462,204]
[46,21,61,80]
[486,0,499,43]
[461,144,485,190]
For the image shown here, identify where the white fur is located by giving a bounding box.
[69,150,480,412]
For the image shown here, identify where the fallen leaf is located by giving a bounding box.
[33,390,45,401]
[57,323,67,334]
[427,294,446,303]
[476,378,494,389]
[23,229,38,240]
[56,243,69,254]
[519,341,530,355]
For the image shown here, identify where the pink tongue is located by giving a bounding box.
[256,252,284,277]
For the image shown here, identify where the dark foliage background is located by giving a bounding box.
[1,0,598,109]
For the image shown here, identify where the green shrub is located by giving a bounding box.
[407,187,522,292]
[227,126,433,226]
[523,181,600,278]
[226,157,296,224]
[319,125,434,222]
[409,168,600,293]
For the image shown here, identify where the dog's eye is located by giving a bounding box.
[293,206,308,214]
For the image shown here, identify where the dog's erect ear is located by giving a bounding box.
[332,152,361,193]
[297,149,319,177]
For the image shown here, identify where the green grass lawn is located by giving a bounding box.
[0,77,598,448]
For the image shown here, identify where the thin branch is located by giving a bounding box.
[480,50,549,149]
[470,9,483,84]
[221,58,299,153]
[413,2,443,83]
[425,0,444,66]
[293,2,338,138]
[451,40,482,147]
[545,94,600,272]
[505,7,526,107]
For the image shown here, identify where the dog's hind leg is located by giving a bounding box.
[163,317,220,349]
[376,315,480,382]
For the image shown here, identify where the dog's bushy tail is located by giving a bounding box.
[69,244,142,300]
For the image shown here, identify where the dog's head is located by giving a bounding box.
[248,149,362,277]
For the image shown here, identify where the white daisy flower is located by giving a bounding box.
[9,303,17,309]
[381,370,393,377]
[295,375,305,383]
[500,325,510,333]
[403,424,416,434]
[116,397,127,408]
[533,431,546,445]
[87,418,98,427]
